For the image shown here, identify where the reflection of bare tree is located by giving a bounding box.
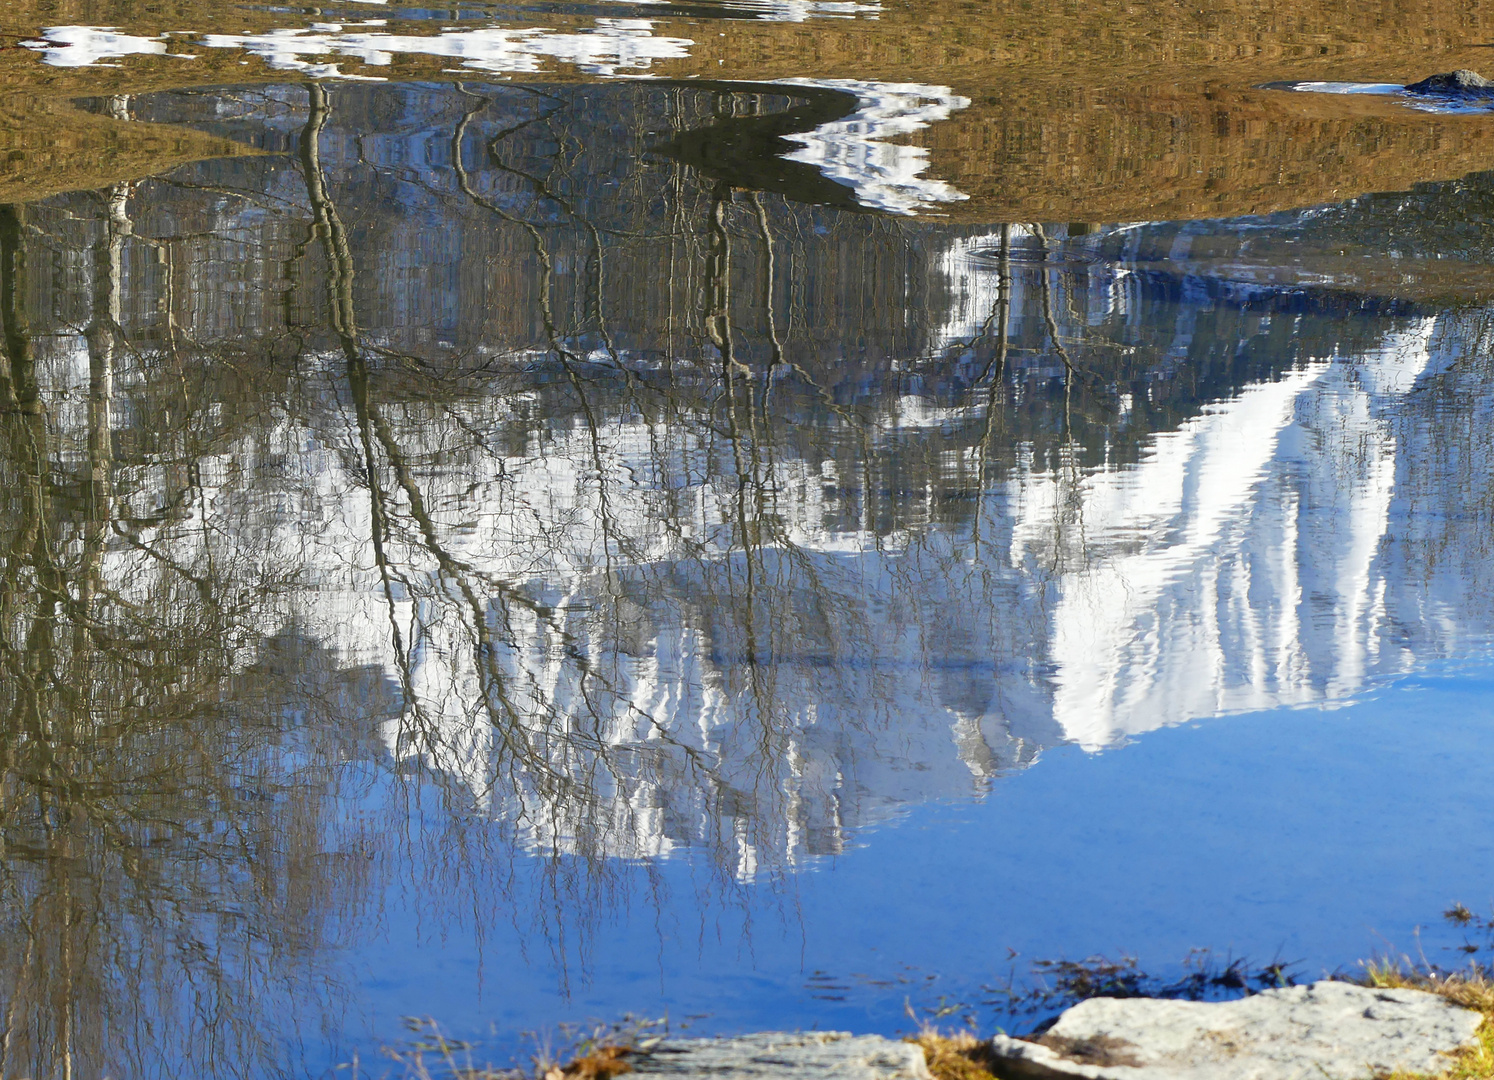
[5,79,1459,1069]
[0,184,377,1079]
[255,84,1033,915]
[309,86,1045,878]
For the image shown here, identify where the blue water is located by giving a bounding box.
[8,68,1494,1080]
[324,660,1494,1072]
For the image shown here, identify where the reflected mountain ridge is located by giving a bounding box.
[16,82,1490,841]
[2,75,1494,1078]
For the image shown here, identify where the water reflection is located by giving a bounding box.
[0,191,381,1077]
[2,77,1494,1076]
[24,0,1494,219]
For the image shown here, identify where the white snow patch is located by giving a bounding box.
[1274,80,1494,114]
[198,20,693,77]
[1280,81,1406,95]
[720,0,880,20]
[24,26,172,67]
[25,20,693,77]
[775,78,970,214]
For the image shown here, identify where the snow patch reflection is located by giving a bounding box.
[713,0,880,20]
[25,21,694,78]
[20,32,970,217]
[1270,79,1494,114]
[199,19,693,77]
[23,26,174,67]
[776,78,971,214]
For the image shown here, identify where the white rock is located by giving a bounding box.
[988,980,1483,1079]
[630,1031,932,1079]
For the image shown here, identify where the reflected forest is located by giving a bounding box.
[4,12,1494,1077]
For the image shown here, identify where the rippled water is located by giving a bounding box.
[3,1,1494,1076]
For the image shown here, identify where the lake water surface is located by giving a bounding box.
[3,1,1494,1076]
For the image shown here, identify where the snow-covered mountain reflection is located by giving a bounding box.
[48,286,1483,876]
[19,84,1494,878]
[397,321,1477,862]
[1014,324,1435,748]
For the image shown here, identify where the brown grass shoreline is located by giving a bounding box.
[17,0,1494,221]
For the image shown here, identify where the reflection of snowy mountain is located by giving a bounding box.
[1013,322,1442,747]
[44,290,1487,876]
[26,84,1494,874]
[88,369,1053,870]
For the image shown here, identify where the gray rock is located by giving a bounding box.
[1404,69,1494,95]
[629,1032,932,1079]
[988,980,1483,1079]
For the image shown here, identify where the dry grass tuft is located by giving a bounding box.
[1360,963,1494,1080]
[379,1017,658,1080]
[908,1028,1000,1080]
[542,1045,633,1080]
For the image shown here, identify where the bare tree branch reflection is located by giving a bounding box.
[0,75,1488,1076]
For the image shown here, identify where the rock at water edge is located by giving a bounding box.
[989,979,1483,1080]
[1404,69,1494,95]
[630,1032,933,1079]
